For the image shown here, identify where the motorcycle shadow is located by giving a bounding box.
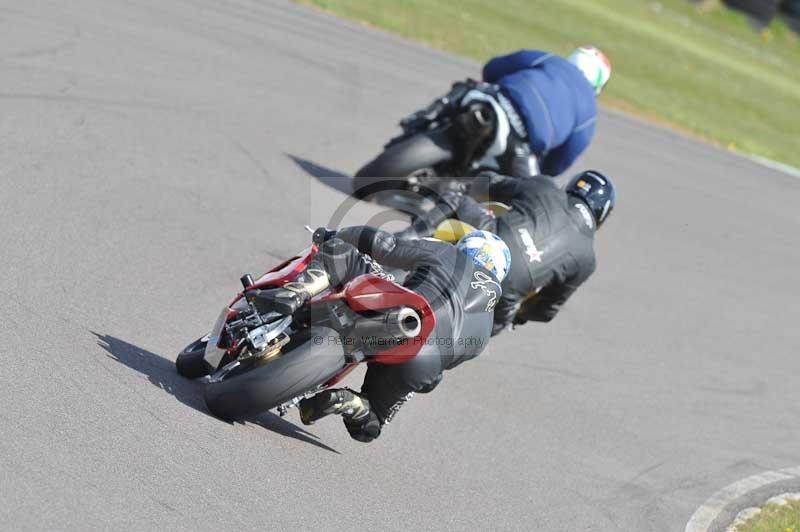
[286,154,353,195]
[92,332,340,454]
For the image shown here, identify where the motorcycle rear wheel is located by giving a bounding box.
[352,127,455,199]
[203,327,347,421]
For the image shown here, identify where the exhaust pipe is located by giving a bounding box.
[353,306,422,344]
[393,306,422,338]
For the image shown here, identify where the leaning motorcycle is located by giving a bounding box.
[352,80,519,203]
[176,228,435,421]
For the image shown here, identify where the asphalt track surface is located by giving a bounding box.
[2,1,800,531]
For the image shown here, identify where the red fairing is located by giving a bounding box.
[228,246,318,307]
[252,245,317,289]
[339,274,436,365]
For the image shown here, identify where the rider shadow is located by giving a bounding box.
[92,332,340,454]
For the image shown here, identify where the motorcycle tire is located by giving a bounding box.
[203,327,347,421]
[352,127,455,199]
[176,336,215,379]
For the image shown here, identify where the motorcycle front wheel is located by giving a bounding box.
[203,327,347,421]
[176,336,215,379]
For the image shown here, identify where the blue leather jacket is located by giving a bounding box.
[483,50,597,176]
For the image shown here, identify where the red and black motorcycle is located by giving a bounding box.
[176,228,435,421]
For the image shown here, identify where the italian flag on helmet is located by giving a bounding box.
[567,46,612,94]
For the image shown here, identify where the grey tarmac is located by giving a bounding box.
[1,1,799,531]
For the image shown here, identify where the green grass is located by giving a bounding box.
[736,499,800,531]
[296,0,800,168]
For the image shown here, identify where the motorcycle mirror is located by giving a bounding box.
[312,227,336,246]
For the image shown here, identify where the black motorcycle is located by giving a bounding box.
[352,80,523,203]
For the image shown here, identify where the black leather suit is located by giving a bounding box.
[314,226,499,440]
[405,174,596,335]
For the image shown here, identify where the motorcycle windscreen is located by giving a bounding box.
[203,306,229,370]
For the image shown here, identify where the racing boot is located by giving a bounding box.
[246,263,329,316]
[299,388,371,426]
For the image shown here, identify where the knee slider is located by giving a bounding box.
[344,410,382,443]
[416,372,443,394]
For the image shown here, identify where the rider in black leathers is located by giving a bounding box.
[399,170,615,335]
[247,226,503,442]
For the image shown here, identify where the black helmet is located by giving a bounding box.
[565,170,615,227]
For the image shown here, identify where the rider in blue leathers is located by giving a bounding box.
[433,46,611,179]
[483,47,610,177]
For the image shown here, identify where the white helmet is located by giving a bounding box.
[456,230,512,283]
[567,46,611,95]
